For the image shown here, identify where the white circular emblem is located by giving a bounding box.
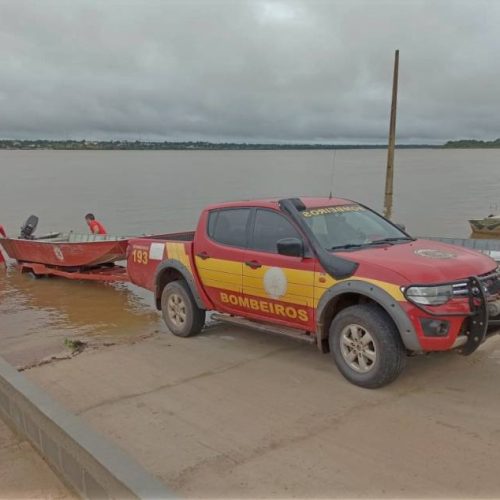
[414,249,456,259]
[53,246,64,261]
[263,267,288,299]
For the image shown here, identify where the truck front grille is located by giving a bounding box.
[452,269,500,299]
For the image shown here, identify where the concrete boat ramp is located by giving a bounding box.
[1,323,500,498]
[1,236,500,498]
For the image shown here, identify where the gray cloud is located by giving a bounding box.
[0,0,499,143]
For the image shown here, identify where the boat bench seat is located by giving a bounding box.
[67,233,125,243]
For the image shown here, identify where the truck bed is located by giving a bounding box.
[127,232,197,292]
[145,231,195,242]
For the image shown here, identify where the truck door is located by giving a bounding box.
[194,207,251,314]
[242,208,315,331]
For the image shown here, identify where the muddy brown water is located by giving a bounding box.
[1,149,499,365]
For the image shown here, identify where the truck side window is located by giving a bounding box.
[251,209,302,253]
[208,209,251,248]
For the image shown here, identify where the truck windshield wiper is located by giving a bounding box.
[368,237,414,245]
[330,237,413,251]
[329,243,366,251]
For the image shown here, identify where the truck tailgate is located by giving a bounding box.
[127,236,195,291]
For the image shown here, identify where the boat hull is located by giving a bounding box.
[469,219,500,236]
[0,238,129,267]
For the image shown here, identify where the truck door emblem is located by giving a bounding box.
[263,267,287,299]
[414,249,456,259]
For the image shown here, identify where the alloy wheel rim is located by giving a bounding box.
[167,293,187,327]
[339,324,377,373]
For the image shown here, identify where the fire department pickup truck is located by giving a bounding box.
[127,197,500,388]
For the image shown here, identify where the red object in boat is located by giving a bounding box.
[0,234,129,268]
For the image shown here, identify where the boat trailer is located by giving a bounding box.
[17,262,129,282]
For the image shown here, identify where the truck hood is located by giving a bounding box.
[340,239,497,284]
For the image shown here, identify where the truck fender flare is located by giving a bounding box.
[154,260,205,310]
[316,280,421,352]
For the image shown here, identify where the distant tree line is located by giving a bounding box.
[0,139,441,150]
[443,138,500,148]
[3,138,499,150]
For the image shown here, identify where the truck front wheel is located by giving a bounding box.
[328,304,406,388]
[161,281,206,337]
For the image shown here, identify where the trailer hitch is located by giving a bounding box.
[459,276,488,355]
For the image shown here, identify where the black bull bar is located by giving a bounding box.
[461,276,500,355]
[408,274,500,355]
[461,276,489,355]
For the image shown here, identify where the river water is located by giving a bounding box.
[1,149,499,364]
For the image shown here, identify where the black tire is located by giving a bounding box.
[161,280,205,337]
[328,303,406,388]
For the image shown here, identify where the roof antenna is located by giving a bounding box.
[329,147,336,199]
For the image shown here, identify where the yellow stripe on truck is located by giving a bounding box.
[199,278,241,294]
[243,286,314,308]
[195,256,242,274]
[243,265,314,286]
[197,268,241,287]
[193,256,406,308]
[166,242,193,275]
[195,256,243,293]
[243,276,315,298]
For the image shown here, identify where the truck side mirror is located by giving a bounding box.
[277,237,304,258]
[395,223,406,231]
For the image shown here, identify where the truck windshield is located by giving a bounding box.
[301,204,411,251]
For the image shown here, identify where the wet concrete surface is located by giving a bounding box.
[20,323,500,498]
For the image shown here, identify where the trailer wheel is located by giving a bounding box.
[328,303,406,388]
[161,280,205,337]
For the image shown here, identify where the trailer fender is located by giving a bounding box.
[154,259,205,310]
[316,280,421,352]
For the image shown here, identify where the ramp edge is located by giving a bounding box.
[0,355,174,499]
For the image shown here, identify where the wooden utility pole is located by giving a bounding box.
[383,49,399,220]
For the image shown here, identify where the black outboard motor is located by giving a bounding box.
[20,215,39,239]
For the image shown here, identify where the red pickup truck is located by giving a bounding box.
[127,197,500,388]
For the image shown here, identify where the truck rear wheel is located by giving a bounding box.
[161,280,205,337]
[328,304,406,388]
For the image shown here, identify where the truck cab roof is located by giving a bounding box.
[204,196,354,211]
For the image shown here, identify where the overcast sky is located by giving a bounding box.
[0,0,499,144]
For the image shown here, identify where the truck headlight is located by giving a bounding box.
[405,285,453,306]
